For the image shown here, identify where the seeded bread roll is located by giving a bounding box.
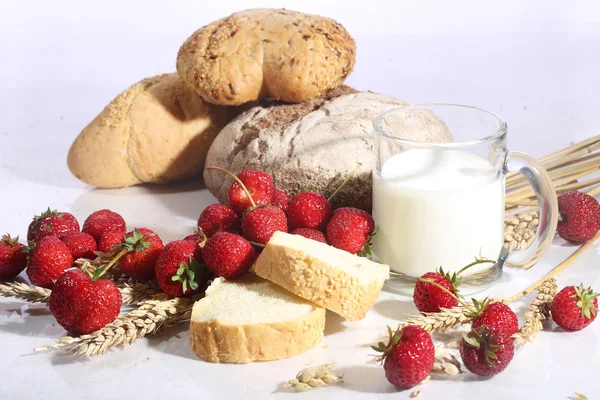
[177,8,356,105]
[67,73,230,188]
[190,275,325,363]
[203,87,452,211]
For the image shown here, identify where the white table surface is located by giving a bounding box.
[2,1,600,399]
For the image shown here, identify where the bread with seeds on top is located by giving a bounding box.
[176,8,356,106]
[253,231,390,322]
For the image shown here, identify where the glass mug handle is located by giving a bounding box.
[504,152,558,268]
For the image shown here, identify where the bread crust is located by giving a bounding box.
[190,305,325,363]
[253,238,389,322]
[176,8,356,105]
[67,73,230,188]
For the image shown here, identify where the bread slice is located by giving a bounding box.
[253,232,390,322]
[190,275,325,363]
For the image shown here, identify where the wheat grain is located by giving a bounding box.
[431,342,463,376]
[0,279,160,306]
[513,278,558,344]
[285,363,343,391]
[117,280,162,305]
[503,210,538,254]
[34,293,200,355]
[0,281,51,303]
[405,304,472,334]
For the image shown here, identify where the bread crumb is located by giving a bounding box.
[322,344,329,349]
[146,357,150,361]
[175,334,182,339]
[410,390,421,398]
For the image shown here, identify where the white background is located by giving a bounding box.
[1,1,600,399]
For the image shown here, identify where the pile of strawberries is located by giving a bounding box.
[375,189,600,388]
[0,167,376,337]
[196,166,377,280]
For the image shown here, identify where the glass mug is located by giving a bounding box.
[372,104,558,295]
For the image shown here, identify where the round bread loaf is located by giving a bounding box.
[203,87,452,211]
[67,73,230,188]
[177,8,356,106]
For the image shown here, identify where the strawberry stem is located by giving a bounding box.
[192,228,208,248]
[206,166,257,208]
[455,258,495,276]
[93,248,128,280]
[327,162,362,202]
[503,231,600,304]
[248,241,266,248]
[418,277,474,312]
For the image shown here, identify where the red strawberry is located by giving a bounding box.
[242,205,288,245]
[82,209,126,242]
[119,228,164,281]
[155,240,209,297]
[326,207,375,255]
[290,228,327,243]
[26,236,74,288]
[183,232,206,253]
[27,208,79,242]
[551,284,598,331]
[372,325,435,388]
[287,192,332,231]
[413,269,459,313]
[197,204,240,238]
[60,231,97,259]
[228,170,275,214]
[202,232,256,279]
[48,269,122,335]
[557,191,600,243]
[98,231,125,253]
[0,234,28,279]
[460,325,515,377]
[471,301,519,337]
[272,188,290,213]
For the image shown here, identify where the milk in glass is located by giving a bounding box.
[372,148,504,276]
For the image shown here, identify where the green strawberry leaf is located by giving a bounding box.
[121,228,154,253]
[574,284,600,320]
[358,227,378,259]
[92,265,109,281]
[462,332,480,349]
[22,241,37,254]
[172,257,211,294]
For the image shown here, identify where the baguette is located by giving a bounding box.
[190,275,325,363]
[253,232,390,321]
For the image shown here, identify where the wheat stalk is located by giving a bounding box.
[503,210,538,254]
[513,278,558,344]
[0,280,160,306]
[34,293,200,355]
[404,303,473,334]
[284,363,343,391]
[0,281,51,303]
[116,280,162,305]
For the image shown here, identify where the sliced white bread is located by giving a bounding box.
[190,275,326,363]
[253,231,390,322]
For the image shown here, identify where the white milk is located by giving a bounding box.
[372,148,504,277]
